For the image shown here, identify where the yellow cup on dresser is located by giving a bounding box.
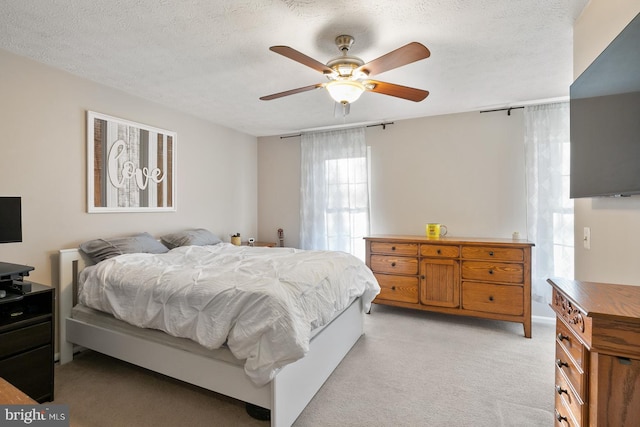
[426,223,448,239]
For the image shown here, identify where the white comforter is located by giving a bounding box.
[78,243,380,386]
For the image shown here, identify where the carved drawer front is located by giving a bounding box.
[374,274,419,304]
[551,289,590,344]
[370,242,418,256]
[420,244,459,258]
[555,341,586,401]
[556,320,585,370]
[555,367,585,426]
[461,246,524,261]
[461,282,523,315]
[370,255,418,275]
[461,261,523,283]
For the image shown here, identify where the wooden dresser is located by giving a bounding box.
[548,278,640,427]
[364,235,533,337]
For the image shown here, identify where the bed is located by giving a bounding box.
[58,231,379,427]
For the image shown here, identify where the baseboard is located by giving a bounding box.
[532,315,555,325]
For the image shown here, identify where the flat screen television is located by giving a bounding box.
[570,12,640,198]
[0,197,22,243]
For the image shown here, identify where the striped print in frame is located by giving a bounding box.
[87,111,176,212]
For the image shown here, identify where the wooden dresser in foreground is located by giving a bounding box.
[364,235,533,337]
[548,278,640,427]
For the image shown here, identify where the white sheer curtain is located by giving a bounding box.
[524,102,574,304]
[299,127,370,259]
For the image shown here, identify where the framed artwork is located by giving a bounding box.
[87,111,177,213]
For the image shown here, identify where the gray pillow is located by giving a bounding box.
[161,228,222,249]
[80,232,169,263]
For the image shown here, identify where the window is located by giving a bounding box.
[324,156,369,259]
[524,102,574,304]
[300,127,370,259]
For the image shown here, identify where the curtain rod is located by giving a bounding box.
[479,106,525,116]
[279,122,395,139]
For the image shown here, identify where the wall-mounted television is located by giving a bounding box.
[0,197,23,243]
[570,12,640,198]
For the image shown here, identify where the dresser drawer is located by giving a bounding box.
[555,341,586,400]
[374,274,419,303]
[461,261,524,283]
[420,244,459,258]
[554,394,580,427]
[370,255,418,275]
[461,246,524,261]
[556,319,585,369]
[0,321,51,359]
[370,242,418,256]
[555,367,585,426]
[461,282,523,315]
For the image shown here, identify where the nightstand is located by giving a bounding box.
[0,282,54,402]
[243,242,278,247]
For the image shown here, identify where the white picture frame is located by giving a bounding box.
[87,111,177,213]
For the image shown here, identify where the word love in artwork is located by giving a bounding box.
[107,140,165,190]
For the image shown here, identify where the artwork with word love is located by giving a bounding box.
[87,111,176,212]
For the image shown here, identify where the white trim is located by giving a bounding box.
[532,314,556,325]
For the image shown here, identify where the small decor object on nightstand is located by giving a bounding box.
[231,233,241,246]
[278,228,285,247]
[248,238,255,247]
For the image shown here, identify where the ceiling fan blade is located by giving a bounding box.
[270,46,335,75]
[366,80,429,102]
[260,83,324,101]
[356,42,430,76]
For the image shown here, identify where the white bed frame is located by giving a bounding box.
[58,248,365,427]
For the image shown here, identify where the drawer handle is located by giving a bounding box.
[391,286,396,291]
[555,385,568,396]
[557,333,569,342]
[391,262,396,267]
[391,246,396,251]
[488,269,494,275]
[555,410,568,423]
[556,359,568,368]
[488,251,494,256]
[437,249,442,255]
[488,296,494,302]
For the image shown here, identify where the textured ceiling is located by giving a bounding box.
[0,0,588,136]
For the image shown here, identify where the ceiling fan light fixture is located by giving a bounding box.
[326,80,365,104]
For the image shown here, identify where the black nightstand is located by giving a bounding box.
[0,282,54,402]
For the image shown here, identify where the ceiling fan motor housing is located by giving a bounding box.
[326,35,366,79]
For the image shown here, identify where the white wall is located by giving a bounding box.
[258,110,527,246]
[367,111,527,239]
[573,1,640,284]
[0,49,258,288]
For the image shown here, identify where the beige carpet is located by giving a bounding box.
[53,305,556,426]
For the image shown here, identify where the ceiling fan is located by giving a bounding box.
[260,35,431,112]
